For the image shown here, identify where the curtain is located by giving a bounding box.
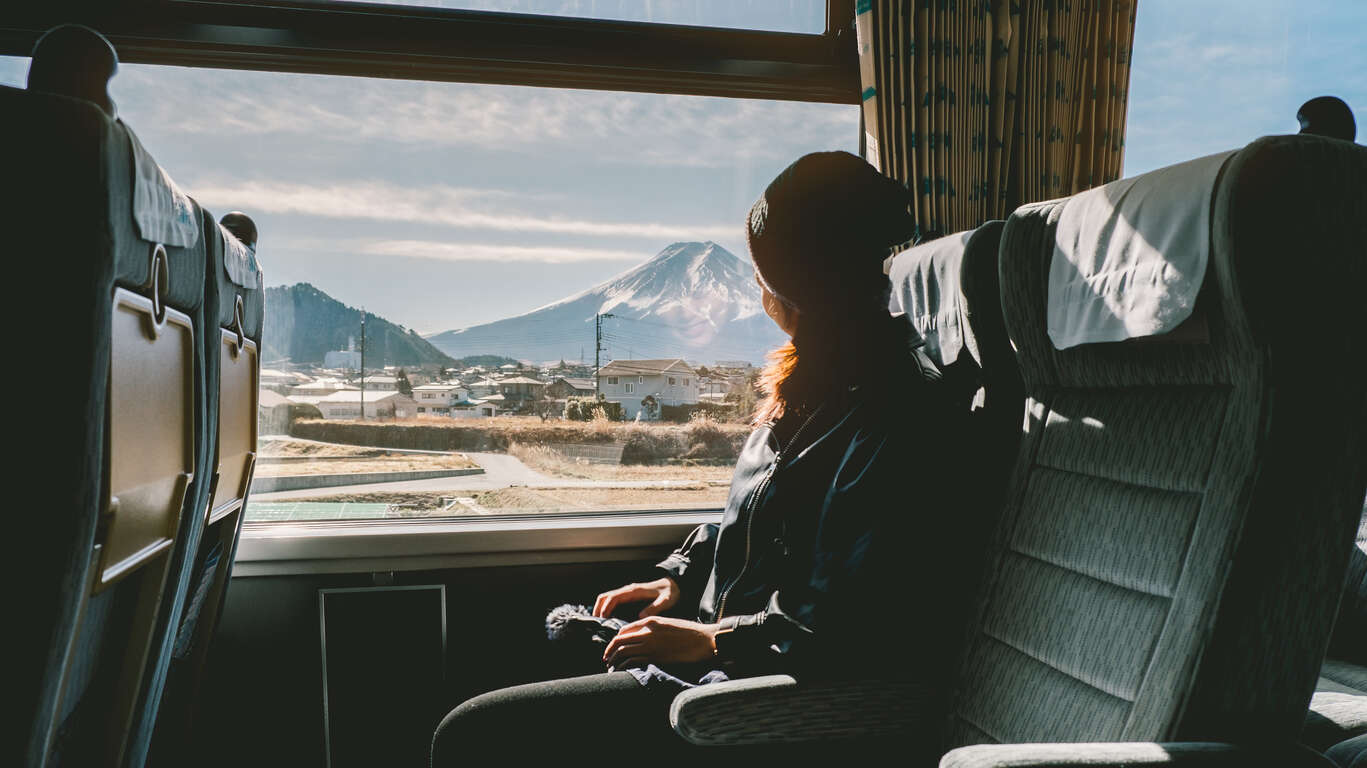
[857,0,1137,237]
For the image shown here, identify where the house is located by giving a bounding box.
[258,388,295,434]
[449,399,499,419]
[314,390,418,420]
[595,358,699,420]
[260,367,310,391]
[496,376,546,405]
[466,377,501,398]
[546,376,596,399]
[357,374,400,392]
[290,378,356,398]
[412,382,471,416]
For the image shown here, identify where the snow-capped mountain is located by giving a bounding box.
[426,242,785,365]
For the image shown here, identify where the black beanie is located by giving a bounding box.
[746,151,915,314]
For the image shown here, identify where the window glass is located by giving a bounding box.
[1124,0,1366,177]
[64,61,857,522]
[301,0,827,34]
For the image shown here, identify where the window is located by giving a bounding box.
[4,32,855,524]
[1123,0,1366,177]
[668,377,676,386]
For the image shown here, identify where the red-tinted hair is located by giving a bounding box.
[753,341,799,426]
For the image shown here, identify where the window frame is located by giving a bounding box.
[0,0,858,103]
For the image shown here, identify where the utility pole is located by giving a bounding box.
[594,312,615,394]
[359,308,367,420]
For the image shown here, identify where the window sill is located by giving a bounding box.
[234,508,720,577]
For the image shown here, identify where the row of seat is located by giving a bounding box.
[670,132,1367,765]
[7,26,264,767]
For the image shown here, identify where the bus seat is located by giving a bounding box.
[7,25,216,766]
[144,211,264,766]
[1305,509,1367,753]
[888,219,1024,527]
[941,132,1367,765]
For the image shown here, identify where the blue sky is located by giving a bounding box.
[1,0,1362,336]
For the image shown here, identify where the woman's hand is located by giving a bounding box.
[593,577,681,619]
[602,617,720,670]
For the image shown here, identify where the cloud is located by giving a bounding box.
[361,239,643,263]
[190,179,737,240]
[113,64,857,168]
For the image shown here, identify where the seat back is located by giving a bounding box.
[947,134,1367,749]
[889,221,1024,510]
[144,210,264,765]
[7,30,213,765]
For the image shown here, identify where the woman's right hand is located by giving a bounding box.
[593,577,681,619]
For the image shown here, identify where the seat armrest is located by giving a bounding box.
[939,741,1335,768]
[669,675,938,746]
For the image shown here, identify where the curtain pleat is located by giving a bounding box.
[856,0,1137,237]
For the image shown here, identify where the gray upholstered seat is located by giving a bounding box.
[941,133,1367,767]
[673,135,1367,767]
[143,209,265,765]
[1305,509,1367,754]
[7,29,220,765]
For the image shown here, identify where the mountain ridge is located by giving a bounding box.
[263,283,455,367]
[425,241,784,365]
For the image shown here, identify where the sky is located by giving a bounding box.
[1,0,1362,337]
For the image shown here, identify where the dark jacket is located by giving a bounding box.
[656,314,978,680]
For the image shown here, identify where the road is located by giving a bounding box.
[250,451,701,501]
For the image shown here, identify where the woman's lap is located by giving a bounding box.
[430,671,682,764]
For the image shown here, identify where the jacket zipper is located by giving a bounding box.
[716,404,825,620]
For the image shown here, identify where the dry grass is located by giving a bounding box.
[286,485,727,515]
[259,438,384,458]
[290,413,751,462]
[254,453,479,477]
[509,443,733,484]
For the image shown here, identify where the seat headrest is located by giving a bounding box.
[888,229,976,368]
[1047,149,1237,350]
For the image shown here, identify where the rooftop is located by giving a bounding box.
[597,358,694,377]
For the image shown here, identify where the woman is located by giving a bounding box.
[431,151,974,763]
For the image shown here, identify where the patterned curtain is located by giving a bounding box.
[857,0,1137,237]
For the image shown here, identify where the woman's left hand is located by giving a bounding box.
[603,617,720,670]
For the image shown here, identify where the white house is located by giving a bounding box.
[596,358,699,420]
[358,374,400,392]
[290,378,356,398]
[466,377,501,398]
[412,382,471,416]
[315,390,417,420]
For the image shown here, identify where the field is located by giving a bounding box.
[280,485,728,515]
[255,438,479,477]
[289,414,751,463]
[508,444,734,483]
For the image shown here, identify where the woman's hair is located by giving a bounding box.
[745,152,915,425]
[754,341,800,425]
[752,285,895,426]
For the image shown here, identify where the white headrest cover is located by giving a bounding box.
[124,122,200,248]
[1047,149,1236,350]
[889,229,974,367]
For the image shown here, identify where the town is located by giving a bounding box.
[257,349,760,433]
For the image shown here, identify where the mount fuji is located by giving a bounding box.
[425,242,785,365]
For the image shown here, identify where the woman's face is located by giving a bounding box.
[758,277,800,337]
